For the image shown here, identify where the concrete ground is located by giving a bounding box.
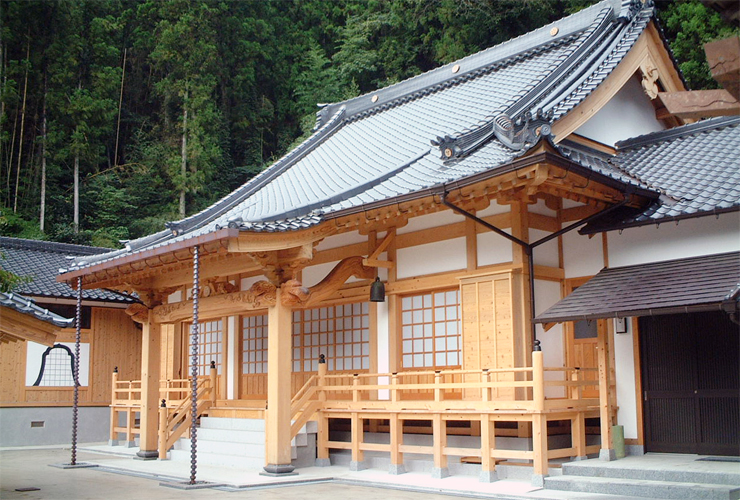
[3,445,722,500]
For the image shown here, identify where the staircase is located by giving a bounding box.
[167,417,317,470]
[544,457,740,500]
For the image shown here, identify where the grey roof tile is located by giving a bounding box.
[0,291,74,328]
[534,251,740,323]
[0,237,133,303]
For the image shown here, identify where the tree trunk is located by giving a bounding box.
[13,36,30,213]
[114,47,126,167]
[179,89,188,219]
[40,75,47,232]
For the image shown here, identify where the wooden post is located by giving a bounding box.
[597,319,615,461]
[572,371,586,459]
[432,413,448,478]
[350,412,365,471]
[389,413,404,474]
[136,310,161,459]
[158,399,168,459]
[391,373,399,402]
[263,287,296,475]
[352,374,360,402]
[209,362,217,403]
[480,414,497,482]
[531,350,548,483]
[434,371,443,402]
[109,370,118,444]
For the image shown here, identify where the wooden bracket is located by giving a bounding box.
[362,230,396,269]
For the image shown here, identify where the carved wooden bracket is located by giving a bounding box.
[125,303,150,324]
[200,278,239,297]
[305,256,375,307]
[640,60,660,100]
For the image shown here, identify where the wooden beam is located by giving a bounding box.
[137,309,161,458]
[0,308,59,346]
[656,89,739,119]
[704,36,740,100]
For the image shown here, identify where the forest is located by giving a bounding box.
[0,0,735,248]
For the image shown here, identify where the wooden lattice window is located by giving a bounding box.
[401,289,461,369]
[186,319,223,375]
[33,344,76,386]
[293,302,370,372]
[242,314,268,374]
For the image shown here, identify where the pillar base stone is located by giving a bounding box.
[260,464,297,476]
[349,460,366,471]
[599,448,617,461]
[134,450,158,460]
[479,470,498,483]
[571,455,589,461]
[389,464,405,475]
[431,467,449,479]
[531,474,547,487]
[315,458,331,467]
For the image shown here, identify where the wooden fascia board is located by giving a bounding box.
[228,224,338,253]
[1,307,59,346]
[57,228,239,287]
[552,22,687,142]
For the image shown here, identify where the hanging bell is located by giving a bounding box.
[370,277,385,302]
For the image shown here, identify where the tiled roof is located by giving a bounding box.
[0,291,74,328]
[69,0,659,272]
[580,116,740,233]
[0,237,133,303]
[534,251,740,323]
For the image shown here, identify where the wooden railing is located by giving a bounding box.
[108,365,217,453]
[289,351,600,477]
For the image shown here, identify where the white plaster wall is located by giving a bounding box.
[534,279,566,398]
[168,290,183,303]
[607,213,740,267]
[574,75,665,146]
[397,208,465,234]
[613,319,638,440]
[397,237,467,279]
[302,261,340,288]
[477,231,513,267]
[531,228,560,267]
[476,200,509,218]
[562,229,605,278]
[315,230,367,251]
[528,198,557,217]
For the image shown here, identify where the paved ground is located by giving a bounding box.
[1,448,482,500]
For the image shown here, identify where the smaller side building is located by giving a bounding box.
[0,237,141,447]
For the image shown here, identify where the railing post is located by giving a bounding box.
[209,360,217,403]
[434,371,443,402]
[532,348,548,486]
[482,369,490,402]
[318,354,327,402]
[158,399,168,459]
[391,373,399,403]
[352,374,360,403]
[109,368,119,445]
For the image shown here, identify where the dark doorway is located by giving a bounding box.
[640,311,739,456]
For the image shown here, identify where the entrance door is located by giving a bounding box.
[184,319,227,400]
[640,311,739,455]
[564,280,599,398]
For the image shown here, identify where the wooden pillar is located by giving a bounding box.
[432,413,448,478]
[350,412,365,471]
[597,319,615,461]
[531,350,548,484]
[263,287,296,475]
[136,310,161,459]
[480,414,497,482]
[389,413,404,474]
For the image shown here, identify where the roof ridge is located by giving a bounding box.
[616,116,740,150]
[0,236,111,256]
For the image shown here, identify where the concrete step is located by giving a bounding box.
[199,416,265,431]
[195,427,265,444]
[562,461,740,486]
[168,448,266,469]
[173,438,266,458]
[545,475,740,500]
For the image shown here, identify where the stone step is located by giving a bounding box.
[173,438,266,458]
[196,427,265,444]
[545,475,740,500]
[562,461,740,487]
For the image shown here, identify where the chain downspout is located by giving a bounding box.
[189,245,200,484]
[70,276,82,465]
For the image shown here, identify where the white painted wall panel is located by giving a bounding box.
[562,229,605,278]
[531,228,560,267]
[315,230,367,251]
[240,275,269,290]
[476,201,509,217]
[477,231,513,266]
[528,198,557,217]
[574,75,665,146]
[613,319,638,440]
[534,280,566,398]
[397,237,466,279]
[397,208,464,234]
[607,213,740,267]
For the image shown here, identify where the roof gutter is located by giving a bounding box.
[441,190,632,350]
